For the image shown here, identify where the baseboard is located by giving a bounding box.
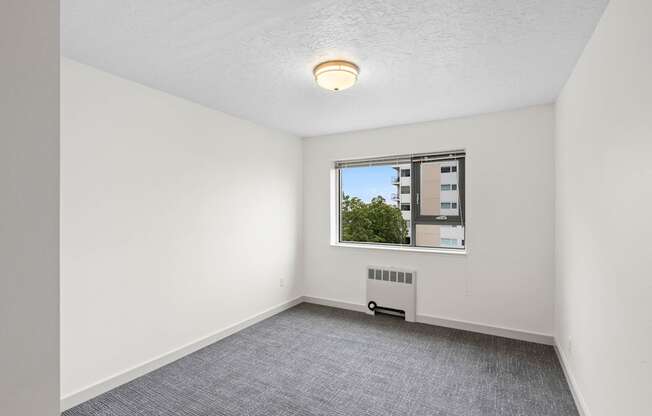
[60,296,303,411]
[554,342,590,416]
[302,295,368,313]
[302,295,553,345]
[416,313,554,345]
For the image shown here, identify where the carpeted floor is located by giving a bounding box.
[63,303,578,416]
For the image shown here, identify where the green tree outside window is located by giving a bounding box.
[341,195,408,244]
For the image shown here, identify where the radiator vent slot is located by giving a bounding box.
[367,267,413,285]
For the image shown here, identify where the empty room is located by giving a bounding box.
[1,1,651,415]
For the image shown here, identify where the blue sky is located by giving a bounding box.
[341,166,395,204]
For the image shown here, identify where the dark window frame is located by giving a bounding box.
[411,157,465,229]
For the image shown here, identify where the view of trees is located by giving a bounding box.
[341,195,408,244]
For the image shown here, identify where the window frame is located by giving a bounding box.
[411,156,465,228]
[334,150,466,252]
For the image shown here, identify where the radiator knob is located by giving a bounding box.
[367,301,377,311]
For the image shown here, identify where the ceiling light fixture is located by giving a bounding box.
[313,60,359,92]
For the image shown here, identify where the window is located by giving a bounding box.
[335,151,465,250]
[440,238,459,247]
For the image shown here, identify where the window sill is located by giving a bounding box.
[331,242,467,255]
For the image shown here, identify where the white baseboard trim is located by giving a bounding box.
[302,295,553,345]
[416,313,554,345]
[554,342,590,416]
[60,296,304,411]
[302,295,368,313]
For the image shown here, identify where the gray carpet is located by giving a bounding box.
[63,303,578,416]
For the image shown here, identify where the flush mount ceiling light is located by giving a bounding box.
[313,60,360,92]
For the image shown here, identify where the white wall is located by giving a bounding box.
[0,1,60,415]
[61,59,303,401]
[554,0,652,415]
[303,105,555,336]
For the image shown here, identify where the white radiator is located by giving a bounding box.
[366,266,416,322]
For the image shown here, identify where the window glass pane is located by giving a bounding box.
[340,164,410,245]
[440,184,458,191]
[420,160,460,216]
[415,224,465,249]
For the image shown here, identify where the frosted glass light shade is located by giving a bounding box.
[313,60,359,92]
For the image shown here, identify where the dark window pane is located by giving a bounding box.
[421,161,460,217]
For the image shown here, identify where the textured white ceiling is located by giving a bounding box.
[62,0,608,137]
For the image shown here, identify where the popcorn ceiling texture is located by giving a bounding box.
[62,0,607,136]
